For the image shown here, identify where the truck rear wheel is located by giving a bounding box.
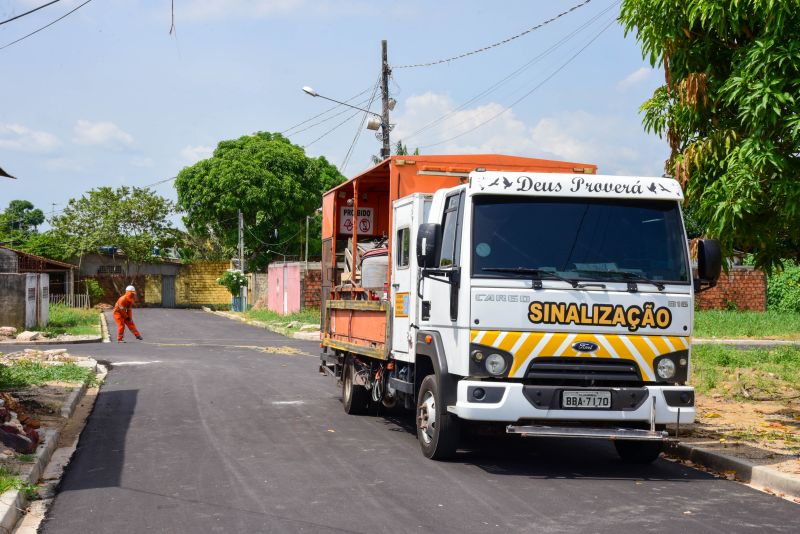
[342,356,370,415]
[416,374,460,460]
[614,440,663,464]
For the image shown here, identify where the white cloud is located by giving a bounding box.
[180,145,214,164]
[0,123,61,152]
[392,93,668,176]
[130,156,155,168]
[43,157,85,172]
[617,67,657,91]
[72,120,134,147]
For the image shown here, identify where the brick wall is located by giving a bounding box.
[144,275,162,306]
[303,269,322,309]
[175,261,230,307]
[696,266,767,311]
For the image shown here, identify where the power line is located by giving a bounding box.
[0,0,94,51]
[402,1,620,142]
[418,17,617,150]
[287,96,374,137]
[341,77,381,172]
[0,0,60,26]
[281,86,373,135]
[392,0,593,69]
[303,109,363,149]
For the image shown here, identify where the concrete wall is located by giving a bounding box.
[248,273,268,309]
[0,273,26,329]
[696,266,767,311]
[0,248,18,273]
[0,273,48,329]
[75,253,181,277]
[145,275,162,306]
[175,261,230,307]
[267,263,302,314]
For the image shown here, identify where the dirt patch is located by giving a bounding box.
[261,346,303,355]
[680,393,800,475]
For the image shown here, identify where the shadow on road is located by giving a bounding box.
[57,388,137,491]
[378,409,709,482]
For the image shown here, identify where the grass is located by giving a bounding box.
[691,345,800,398]
[243,308,320,331]
[0,361,96,391]
[34,304,101,336]
[0,466,37,498]
[694,310,800,339]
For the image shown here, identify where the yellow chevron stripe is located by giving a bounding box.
[470,330,690,379]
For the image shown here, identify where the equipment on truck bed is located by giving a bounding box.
[318,154,721,462]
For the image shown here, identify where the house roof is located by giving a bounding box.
[0,245,77,270]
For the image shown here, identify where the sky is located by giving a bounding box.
[0,0,668,225]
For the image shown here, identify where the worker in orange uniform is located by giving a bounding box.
[113,285,143,343]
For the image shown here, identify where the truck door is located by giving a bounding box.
[391,198,416,357]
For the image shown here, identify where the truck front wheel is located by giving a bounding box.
[416,374,460,460]
[342,356,370,415]
[614,440,663,464]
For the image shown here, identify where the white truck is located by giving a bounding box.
[320,157,721,462]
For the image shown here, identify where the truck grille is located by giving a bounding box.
[525,357,641,384]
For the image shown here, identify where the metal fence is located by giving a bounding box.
[49,293,90,309]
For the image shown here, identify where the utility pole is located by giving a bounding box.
[380,39,391,159]
[304,215,310,268]
[237,210,246,310]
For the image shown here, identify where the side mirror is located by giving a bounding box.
[416,223,440,269]
[696,239,722,288]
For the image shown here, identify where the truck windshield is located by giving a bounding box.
[472,196,689,284]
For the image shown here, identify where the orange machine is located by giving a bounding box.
[320,154,597,359]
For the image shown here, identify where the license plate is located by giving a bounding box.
[562,390,611,409]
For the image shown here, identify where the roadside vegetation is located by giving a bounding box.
[694,310,800,339]
[0,361,96,391]
[0,466,37,499]
[243,308,320,333]
[33,304,100,337]
[691,345,800,400]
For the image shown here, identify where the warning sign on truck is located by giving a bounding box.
[339,207,374,235]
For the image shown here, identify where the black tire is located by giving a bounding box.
[614,440,663,464]
[342,356,370,415]
[416,374,460,460]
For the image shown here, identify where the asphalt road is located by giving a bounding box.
[21,309,796,533]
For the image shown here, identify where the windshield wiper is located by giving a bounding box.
[572,269,666,291]
[482,267,583,289]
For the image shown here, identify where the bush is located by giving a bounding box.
[767,260,800,313]
[216,269,247,296]
[84,279,105,306]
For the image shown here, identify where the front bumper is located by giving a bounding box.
[447,380,694,425]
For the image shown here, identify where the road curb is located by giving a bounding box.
[202,307,321,341]
[0,428,59,534]
[672,443,800,499]
[60,381,89,419]
[0,336,102,346]
[100,312,111,343]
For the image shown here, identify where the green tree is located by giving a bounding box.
[175,132,345,270]
[17,230,72,261]
[0,200,45,245]
[51,187,175,286]
[371,140,420,165]
[620,0,800,271]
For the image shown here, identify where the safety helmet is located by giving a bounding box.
[126,285,136,292]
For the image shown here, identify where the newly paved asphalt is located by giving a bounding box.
[13,309,796,533]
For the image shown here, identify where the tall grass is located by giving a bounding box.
[35,304,100,336]
[694,310,800,339]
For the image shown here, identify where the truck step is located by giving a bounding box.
[506,424,669,441]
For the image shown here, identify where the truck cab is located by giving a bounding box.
[320,156,721,462]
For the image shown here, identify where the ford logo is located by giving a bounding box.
[572,341,598,353]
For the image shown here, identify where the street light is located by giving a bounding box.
[302,86,384,132]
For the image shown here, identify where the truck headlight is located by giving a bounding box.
[485,353,507,376]
[656,358,676,380]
